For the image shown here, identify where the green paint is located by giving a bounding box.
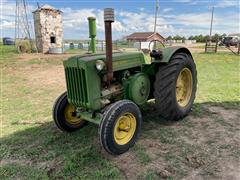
[64,56,101,110]
[142,64,156,76]
[143,46,192,63]
[125,73,150,105]
[160,46,192,63]
[88,17,96,53]
[63,46,193,113]
[77,111,102,125]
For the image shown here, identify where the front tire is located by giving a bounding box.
[53,92,87,132]
[154,52,197,120]
[100,100,142,155]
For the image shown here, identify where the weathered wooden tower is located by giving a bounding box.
[33,4,63,53]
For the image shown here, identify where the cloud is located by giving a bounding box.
[163,10,237,28]
[138,7,145,11]
[162,8,173,13]
[119,11,167,33]
[1,20,14,29]
[60,8,96,29]
[1,0,238,39]
[1,0,16,30]
[61,8,125,34]
[0,0,35,34]
[215,0,239,8]
[165,12,213,26]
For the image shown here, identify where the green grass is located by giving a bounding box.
[133,145,151,165]
[192,45,205,49]
[0,164,49,180]
[1,45,239,179]
[193,52,240,108]
[26,58,63,65]
[0,45,18,63]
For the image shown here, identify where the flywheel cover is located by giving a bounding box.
[128,73,150,105]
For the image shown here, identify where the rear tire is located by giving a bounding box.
[100,100,142,155]
[53,92,87,132]
[154,52,197,120]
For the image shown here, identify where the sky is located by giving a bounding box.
[1,0,239,40]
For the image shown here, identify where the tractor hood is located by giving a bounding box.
[64,51,146,72]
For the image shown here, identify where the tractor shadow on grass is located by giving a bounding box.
[1,101,240,179]
[141,100,240,125]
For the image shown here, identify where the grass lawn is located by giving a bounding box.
[1,45,240,179]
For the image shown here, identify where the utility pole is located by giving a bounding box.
[209,6,214,41]
[154,0,159,33]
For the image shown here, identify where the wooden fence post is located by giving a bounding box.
[238,42,240,55]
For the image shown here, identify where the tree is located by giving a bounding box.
[188,36,194,40]
[211,33,220,42]
[173,35,182,40]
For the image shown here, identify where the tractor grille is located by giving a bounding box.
[65,67,89,106]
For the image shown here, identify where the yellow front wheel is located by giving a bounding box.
[114,112,137,145]
[100,100,142,155]
[53,92,87,132]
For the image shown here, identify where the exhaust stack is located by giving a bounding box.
[88,17,96,53]
[104,8,114,83]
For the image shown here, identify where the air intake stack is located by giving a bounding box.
[88,17,96,53]
[104,8,114,83]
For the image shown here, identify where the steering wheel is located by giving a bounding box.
[148,40,165,52]
[148,40,165,60]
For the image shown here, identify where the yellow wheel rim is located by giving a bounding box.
[64,104,82,125]
[114,113,137,145]
[176,68,193,107]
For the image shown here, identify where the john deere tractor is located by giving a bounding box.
[53,8,197,154]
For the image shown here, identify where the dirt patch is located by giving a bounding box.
[24,65,65,88]
[18,53,73,62]
[101,138,176,179]
[4,53,67,90]
[102,150,142,179]
[217,158,240,180]
[185,154,206,169]
[5,63,65,89]
[0,157,62,171]
[106,104,240,179]
[0,157,63,179]
[208,106,239,121]
[138,138,168,158]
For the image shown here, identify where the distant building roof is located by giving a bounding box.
[127,32,165,41]
[33,4,62,13]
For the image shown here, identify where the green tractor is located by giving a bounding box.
[53,8,197,154]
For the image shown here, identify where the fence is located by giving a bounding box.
[205,40,218,53]
[64,40,136,53]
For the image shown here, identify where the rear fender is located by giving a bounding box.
[143,46,193,75]
[156,46,192,63]
[142,46,193,99]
